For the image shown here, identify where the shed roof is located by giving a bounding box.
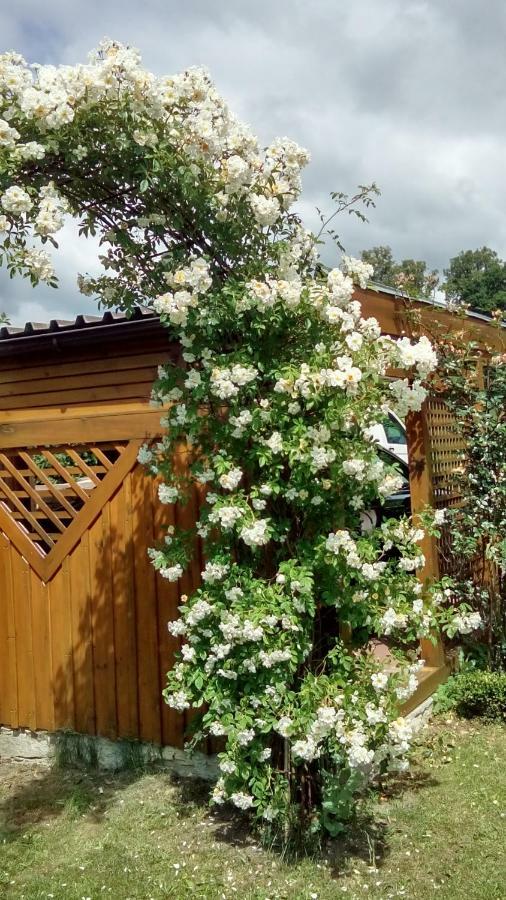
[0,305,156,340]
[1,284,504,357]
[365,282,505,327]
[0,306,168,357]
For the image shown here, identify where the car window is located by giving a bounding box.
[383,413,406,445]
[376,447,408,479]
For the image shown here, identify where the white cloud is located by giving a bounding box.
[0,217,103,325]
[2,0,506,323]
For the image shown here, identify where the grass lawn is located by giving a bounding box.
[0,718,505,900]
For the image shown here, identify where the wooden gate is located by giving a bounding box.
[0,408,203,748]
[0,314,202,749]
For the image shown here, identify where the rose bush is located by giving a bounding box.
[0,40,478,838]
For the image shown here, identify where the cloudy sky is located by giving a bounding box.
[2,0,506,326]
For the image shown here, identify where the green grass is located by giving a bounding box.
[0,718,505,899]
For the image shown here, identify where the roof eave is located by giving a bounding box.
[0,314,170,357]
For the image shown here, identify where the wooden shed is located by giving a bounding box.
[0,309,194,750]
[0,288,503,752]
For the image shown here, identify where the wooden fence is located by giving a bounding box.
[0,314,197,747]
[0,291,503,746]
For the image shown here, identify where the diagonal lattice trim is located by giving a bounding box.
[0,440,142,581]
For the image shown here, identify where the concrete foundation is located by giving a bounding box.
[0,726,218,780]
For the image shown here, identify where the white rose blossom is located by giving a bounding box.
[160,564,183,582]
[1,185,32,214]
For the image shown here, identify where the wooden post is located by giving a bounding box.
[406,403,446,668]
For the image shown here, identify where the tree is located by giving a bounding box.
[0,312,9,323]
[0,40,468,839]
[360,245,438,298]
[443,247,506,315]
[360,245,396,285]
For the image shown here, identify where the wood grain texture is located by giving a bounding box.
[87,508,118,739]
[0,334,183,745]
[0,407,166,449]
[0,426,186,745]
[0,533,18,727]
[406,405,446,668]
[30,572,54,730]
[151,475,184,749]
[110,475,139,740]
[68,533,96,736]
[130,464,162,745]
[11,551,36,729]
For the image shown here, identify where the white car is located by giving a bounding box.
[369,411,408,464]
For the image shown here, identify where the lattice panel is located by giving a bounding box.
[426,398,465,508]
[0,443,128,555]
[425,397,471,580]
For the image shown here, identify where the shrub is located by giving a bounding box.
[434,670,506,721]
[0,39,475,840]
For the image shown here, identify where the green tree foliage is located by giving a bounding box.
[360,245,396,285]
[360,245,438,298]
[443,247,506,315]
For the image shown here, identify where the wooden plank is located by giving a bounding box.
[68,533,96,735]
[401,664,450,715]
[0,366,156,398]
[4,465,105,480]
[172,445,203,741]
[42,440,142,581]
[131,464,162,745]
[87,508,118,739]
[0,409,164,450]
[417,308,504,352]
[30,571,54,730]
[109,474,140,739]
[0,452,66,533]
[0,400,165,424]
[0,475,56,548]
[0,337,174,374]
[48,559,75,730]
[0,533,18,727]
[406,405,446,669]
[0,534,10,725]
[0,351,169,393]
[89,446,113,470]
[39,451,90,502]
[0,505,48,580]
[352,287,403,337]
[19,452,78,517]
[184,482,206,743]
[352,287,506,350]
[11,549,36,730]
[151,475,185,749]
[64,448,101,486]
[0,381,157,410]
[174,443,202,593]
